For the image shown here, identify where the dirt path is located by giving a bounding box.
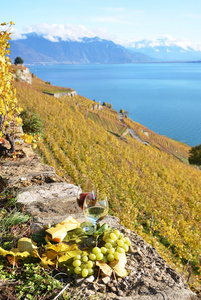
[117,113,144,143]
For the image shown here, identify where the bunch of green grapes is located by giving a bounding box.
[73,250,95,278]
[72,229,131,278]
[101,229,131,263]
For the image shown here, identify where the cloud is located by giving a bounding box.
[0,25,26,40]
[122,35,201,51]
[11,23,119,43]
[21,23,96,41]
[10,28,27,40]
[92,27,118,41]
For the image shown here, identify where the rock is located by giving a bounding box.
[74,278,85,286]
[14,67,32,84]
[84,290,96,297]
[16,182,83,230]
[102,276,111,284]
[85,275,95,283]
[1,145,60,189]
[118,290,124,296]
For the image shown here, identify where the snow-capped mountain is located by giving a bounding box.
[9,33,153,65]
[124,37,201,61]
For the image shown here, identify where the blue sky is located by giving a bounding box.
[1,0,201,45]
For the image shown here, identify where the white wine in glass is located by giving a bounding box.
[83,194,108,228]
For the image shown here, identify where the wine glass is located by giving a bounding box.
[83,192,108,231]
[76,185,96,231]
[77,185,96,210]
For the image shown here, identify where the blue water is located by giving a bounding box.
[29,63,201,146]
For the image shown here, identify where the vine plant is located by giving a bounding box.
[0,22,23,155]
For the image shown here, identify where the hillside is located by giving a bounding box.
[10,33,153,65]
[14,70,201,290]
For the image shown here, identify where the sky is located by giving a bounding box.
[1,0,201,46]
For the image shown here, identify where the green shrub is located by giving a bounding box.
[188,144,201,165]
[20,110,43,136]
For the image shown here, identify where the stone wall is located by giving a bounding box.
[43,90,77,98]
[54,90,77,97]
[14,67,32,84]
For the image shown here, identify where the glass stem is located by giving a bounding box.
[93,222,98,245]
[93,222,97,234]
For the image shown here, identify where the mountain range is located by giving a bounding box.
[10,33,201,64]
[9,33,153,65]
[125,37,201,62]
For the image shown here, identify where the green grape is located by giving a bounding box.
[105,242,112,249]
[101,247,107,254]
[88,268,94,276]
[96,252,103,261]
[82,268,88,278]
[92,247,101,255]
[73,259,81,267]
[89,253,96,261]
[107,254,114,262]
[74,255,81,260]
[110,232,117,241]
[81,263,87,270]
[102,256,108,263]
[114,252,120,260]
[82,255,88,262]
[108,247,115,254]
[122,243,129,252]
[117,246,125,253]
[125,237,131,246]
[74,266,81,274]
[105,238,115,245]
[87,260,94,269]
[113,229,121,237]
[117,239,124,247]
[120,237,126,242]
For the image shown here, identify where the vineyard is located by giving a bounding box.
[124,118,190,162]
[14,75,201,289]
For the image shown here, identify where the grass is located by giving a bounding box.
[0,190,63,299]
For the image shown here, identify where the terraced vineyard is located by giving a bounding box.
[124,118,190,162]
[15,75,201,289]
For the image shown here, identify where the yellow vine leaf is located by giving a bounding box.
[0,246,30,259]
[40,242,80,268]
[15,237,38,255]
[58,249,81,266]
[0,238,40,268]
[109,252,128,277]
[96,261,113,276]
[46,242,78,254]
[40,249,57,268]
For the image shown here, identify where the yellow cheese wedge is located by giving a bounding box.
[46,232,68,243]
[46,217,80,241]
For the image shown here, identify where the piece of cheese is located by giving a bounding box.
[46,232,67,243]
[46,217,80,241]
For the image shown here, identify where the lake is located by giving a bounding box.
[29,63,201,146]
